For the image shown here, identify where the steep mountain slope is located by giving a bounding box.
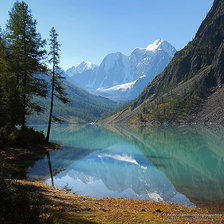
[66,61,98,77]
[66,61,99,90]
[105,0,224,124]
[66,40,176,101]
[27,74,118,124]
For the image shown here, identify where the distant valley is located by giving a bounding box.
[28,74,118,124]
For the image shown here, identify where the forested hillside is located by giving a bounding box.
[28,74,118,124]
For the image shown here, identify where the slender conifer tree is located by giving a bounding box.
[46,27,69,142]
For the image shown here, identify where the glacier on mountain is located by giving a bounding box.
[97,75,146,93]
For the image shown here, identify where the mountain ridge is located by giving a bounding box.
[104,0,224,125]
[66,39,176,101]
[66,61,98,77]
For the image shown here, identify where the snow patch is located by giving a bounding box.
[146,39,164,52]
[97,75,146,93]
[146,39,176,57]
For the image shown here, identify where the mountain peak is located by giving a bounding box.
[66,61,98,76]
[131,39,176,58]
[146,39,164,51]
[146,39,176,58]
[66,39,176,98]
[76,61,98,72]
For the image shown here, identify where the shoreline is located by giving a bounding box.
[1,143,224,223]
[14,179,223,224]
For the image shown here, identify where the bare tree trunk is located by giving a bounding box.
[46,69,55,142]
[21,70,27,130]
[22,29,27,131]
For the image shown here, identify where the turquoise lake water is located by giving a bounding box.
[28,124,224,207]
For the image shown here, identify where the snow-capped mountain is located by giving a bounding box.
[66,61,99,90]
[66,39,176,101]
[66,61,98,77]
[145,39,176,57]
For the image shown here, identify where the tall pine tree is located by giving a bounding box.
[46,27,69,142]
[0,27,8,127]
[0,27,20,129]
[5,1,47,129]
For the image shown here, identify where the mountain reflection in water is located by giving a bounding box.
[28,124,224,208]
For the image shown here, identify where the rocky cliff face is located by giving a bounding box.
[106,0,224,124]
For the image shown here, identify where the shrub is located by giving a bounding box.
[0,126,45,146]
[13,127,45,145]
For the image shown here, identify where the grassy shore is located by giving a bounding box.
[1,144,224,224]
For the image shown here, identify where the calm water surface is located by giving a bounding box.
[28,124,224,207]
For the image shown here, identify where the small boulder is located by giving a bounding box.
[99,208,106,212]
[155,209,162,213]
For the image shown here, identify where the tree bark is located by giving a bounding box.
[46,68,55,142]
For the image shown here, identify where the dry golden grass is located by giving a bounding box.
[14,180,224,224]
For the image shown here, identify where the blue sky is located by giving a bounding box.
[0,0,213,70]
